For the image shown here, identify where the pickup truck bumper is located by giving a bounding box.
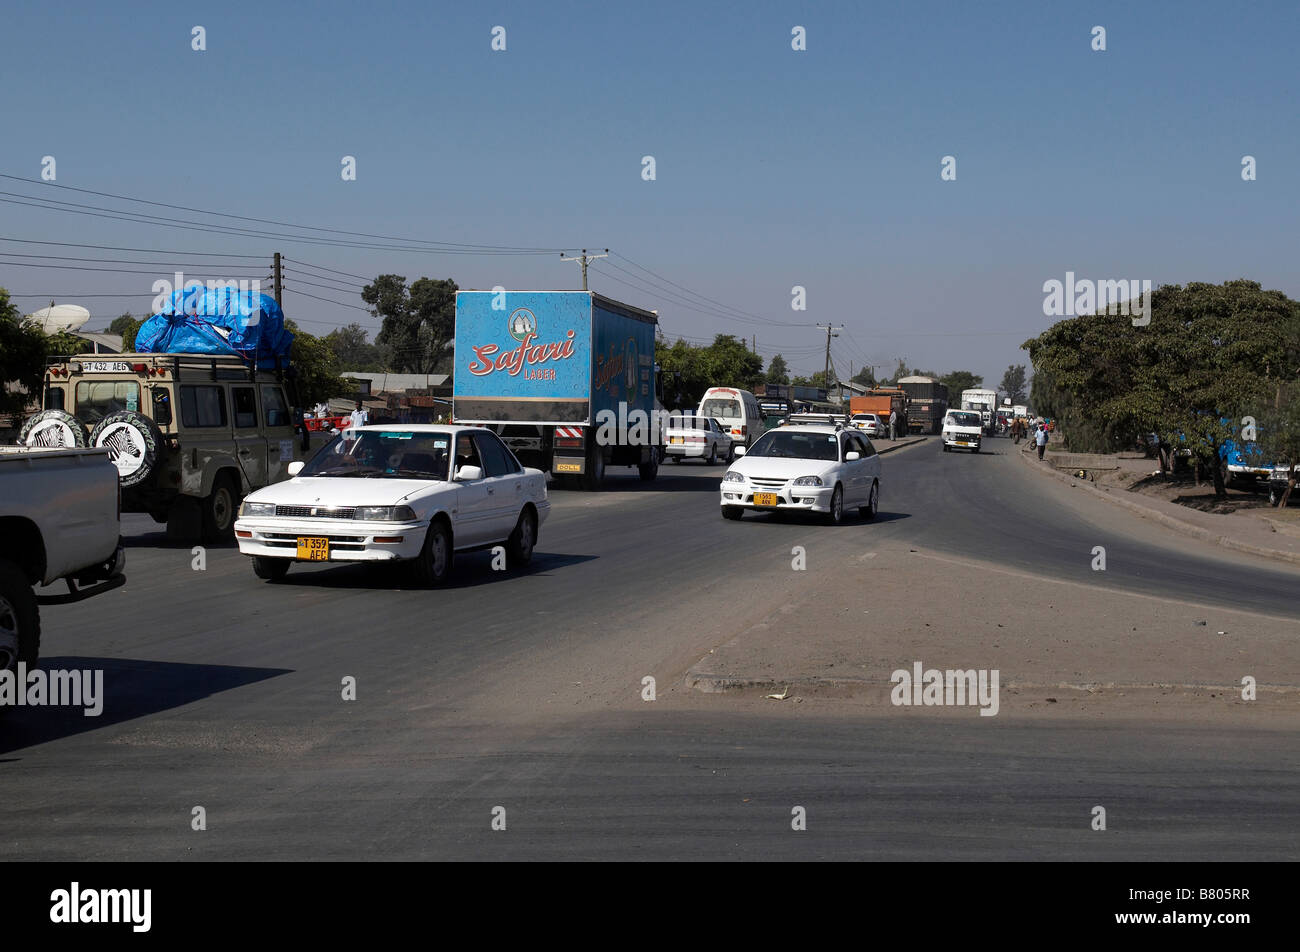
[37,545,126,605]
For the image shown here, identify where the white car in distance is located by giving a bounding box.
[664,415,735,464]
[851,413,887,439]
[942,410,983,453]
[234,425,549,586]
[720,423,881,524]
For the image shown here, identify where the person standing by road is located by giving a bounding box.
[1035,421,1049,460]
[349,400,368,430]
[889,409,898,440]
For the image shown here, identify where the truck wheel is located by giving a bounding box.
[581,448,605,491]
[859,481,879,520]
[21,409,89,448]
[638,453,659,481]
[90,410,164,488]
[252,556,290,582]
[0,560,39,682]
[505,508,537,567]
[408,519,452,587]
[201,474,238,543]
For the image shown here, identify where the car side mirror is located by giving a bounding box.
[456,464,483,481]
[845,451,861,461]
[287,461,304,476]
[734,446,746,457]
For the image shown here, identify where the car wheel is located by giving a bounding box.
[89,410,165,488]
[252,556,290,582]
[670,454,681,463]
[721,505,744,521]
[20,409,89,448]
[0,560,40,682]
[726,444,735,463]
[201,474,238,543]
[409,519,453,587]
[942,444,950,453]
[824,485,844,525]
[505,508,537,567]
[707,443,717,465]
[859,481,878,520]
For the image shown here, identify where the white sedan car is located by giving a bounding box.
[664,415,735,464]
[234,425,550,586]
[719,423,881,524]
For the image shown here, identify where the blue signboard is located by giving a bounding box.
[590,300,656,421]
[454,291,595,423]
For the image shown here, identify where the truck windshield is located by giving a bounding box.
[302,432,451,479]
[949,413,981,426]
[746,430,839,461]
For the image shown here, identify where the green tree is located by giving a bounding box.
[1026,279,1300,496]
[325,322,384,371]
[108,313,137,335]
[363,275,457,374]
[120,319,143,352]
[999,364,1028,403]
[940,370,983,397]
[655,334,763,409]
[43,331,93,358]
[0,289,49,418]
[285,319,353,406]
[791,371,832,389]
[850,366,876,388]
[766,353,790,385]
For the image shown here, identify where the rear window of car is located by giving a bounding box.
[700,399,741,418]
[74,380,140,427]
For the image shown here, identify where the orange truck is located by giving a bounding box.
[849,389,909,435]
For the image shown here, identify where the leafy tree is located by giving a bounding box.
[850,366,876,387]
[0,288,49,418]
[940,370,983,397]
[43,331,93,358]
[285,319,353,406]
[791,371,832,389]
[108,313,137,335]
[120,319,143,352]
[766,353,790,385]
[325,322,384,371]
[1026,279,1300,496]
[999,364,1028,404]
[656,334,763,408]
[362,275,457,374]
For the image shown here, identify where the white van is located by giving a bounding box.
[697,387,766,448]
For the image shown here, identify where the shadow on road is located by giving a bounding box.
[549,471,725,493]
[741,510,912,526]
[267,551,598,590]
[0,657,291,755]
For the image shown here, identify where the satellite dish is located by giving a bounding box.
[24,304,92,333]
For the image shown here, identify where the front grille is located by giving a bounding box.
[262,533,366,550]
[275,505,357,519]
[749,477,788,490]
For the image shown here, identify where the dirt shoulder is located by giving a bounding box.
[685,537,1300,722]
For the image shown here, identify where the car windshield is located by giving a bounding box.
[746,430,839,461]
[301,431,451,479]
[700,398,740,418]
[949,412,981,427]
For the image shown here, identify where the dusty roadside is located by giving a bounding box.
[684,537,1300,722]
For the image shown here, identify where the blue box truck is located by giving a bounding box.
[453,290,661,490]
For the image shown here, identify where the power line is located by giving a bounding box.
[281,285,373,313]
[0,236,263,257]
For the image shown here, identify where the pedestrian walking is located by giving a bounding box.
[889,409,898,440]
[1035,422,1048,459]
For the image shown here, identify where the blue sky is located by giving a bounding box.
[2,0,1297,387]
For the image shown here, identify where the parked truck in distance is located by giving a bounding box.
[453,290,661,490]
[0,446,126,679]
[850,389,909,436]
[897,376,948,434]
[960,388,998,435]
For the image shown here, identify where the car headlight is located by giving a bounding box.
[792,475,823,487]
[355,505,417,521]
[722,471,745,483]
[239,501,276,517]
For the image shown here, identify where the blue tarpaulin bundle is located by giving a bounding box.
[135,287,294,369]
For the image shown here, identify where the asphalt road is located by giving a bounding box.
[4,438,1297,860]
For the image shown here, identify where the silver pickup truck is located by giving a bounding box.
[0,447,126,678]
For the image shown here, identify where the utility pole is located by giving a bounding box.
[273,252,283,308]
[560,248,609,290]
[818,323,842,387]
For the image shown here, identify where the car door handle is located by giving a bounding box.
[487,488,495,495]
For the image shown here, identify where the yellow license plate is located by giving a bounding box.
[297,537,329,561]
[555,462,581,473]
[669,437,684,444]
[752,492,780,507]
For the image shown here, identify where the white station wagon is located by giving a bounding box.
[719,422,881,524]
[234,425,550,585]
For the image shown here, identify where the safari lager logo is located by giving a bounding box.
[508,307,537,343]
[468,307,576,379]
